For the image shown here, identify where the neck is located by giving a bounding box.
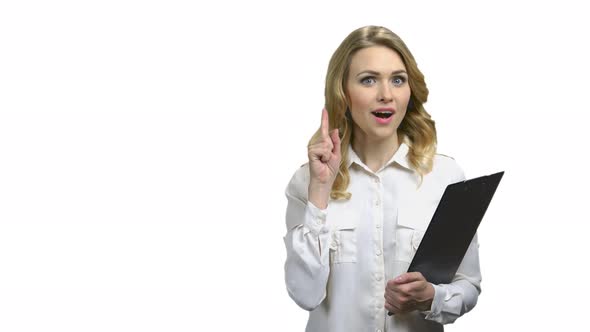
[352,131,402,173]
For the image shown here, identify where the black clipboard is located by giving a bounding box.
[407,171,504,284]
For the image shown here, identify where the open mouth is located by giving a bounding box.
[371,111,393,119]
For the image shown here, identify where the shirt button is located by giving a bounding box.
[375,200,380,206]
[374,177,379,183]
[376,249,382,256]
[376,274,382,281]
[376,223,381,229]
[377,329,382,332]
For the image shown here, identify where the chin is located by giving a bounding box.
[370,128,398,140]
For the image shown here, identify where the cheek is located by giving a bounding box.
[348,90,371,109]
[402,88,412,106]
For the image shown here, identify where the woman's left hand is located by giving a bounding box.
[384,272,435,314]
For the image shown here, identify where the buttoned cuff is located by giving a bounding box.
[421,283,445,320]
[304,201,329,236]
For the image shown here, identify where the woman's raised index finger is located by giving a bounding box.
[321,108,330,138]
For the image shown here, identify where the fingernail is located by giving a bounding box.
[395,276,403,282]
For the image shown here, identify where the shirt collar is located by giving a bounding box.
[346,141,413,171]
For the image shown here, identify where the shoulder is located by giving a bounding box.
[432,152,466,183]
[285,163,311,201]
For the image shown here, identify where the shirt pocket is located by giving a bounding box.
[394,201,437,263]
[329,222,357,264]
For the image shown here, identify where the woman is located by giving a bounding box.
[283,26,481,332]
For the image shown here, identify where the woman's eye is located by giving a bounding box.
[360,77,376,85]
[392,76,407,86]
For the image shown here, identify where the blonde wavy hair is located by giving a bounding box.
[309,26,437,200]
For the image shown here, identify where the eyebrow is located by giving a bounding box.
[356,70,407,77]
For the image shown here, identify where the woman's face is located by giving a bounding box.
[346,45,411,143]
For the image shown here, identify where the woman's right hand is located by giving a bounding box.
[307,108,341,209]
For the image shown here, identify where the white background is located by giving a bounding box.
[1,0,588,331]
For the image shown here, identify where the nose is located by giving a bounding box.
[377,83,394,103]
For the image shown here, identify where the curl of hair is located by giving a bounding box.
[308,26,437,200]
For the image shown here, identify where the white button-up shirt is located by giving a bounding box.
[283,142,481,332]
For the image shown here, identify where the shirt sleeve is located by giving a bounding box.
[283,166,333,311]
[420,233,482,324]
